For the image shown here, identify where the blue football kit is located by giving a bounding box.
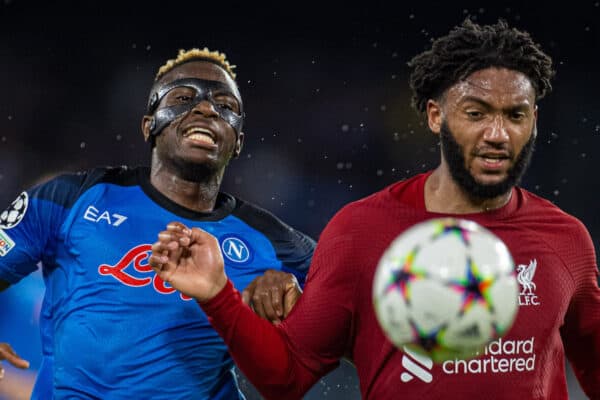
[0,166,315,399]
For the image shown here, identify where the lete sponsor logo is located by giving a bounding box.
[0,229,15,256]
[98,244,192,301]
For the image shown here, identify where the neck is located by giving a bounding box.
[425,165,512,214]
[149,159,224,213]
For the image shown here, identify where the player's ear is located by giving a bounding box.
[141,115,153,142]
[233,131,244,158]
[426,99,443,135]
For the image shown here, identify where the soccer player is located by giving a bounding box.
[0,48,315,399]
[148,20,600,399]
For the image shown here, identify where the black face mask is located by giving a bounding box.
[440,121,536,200]
[146,78,244,138]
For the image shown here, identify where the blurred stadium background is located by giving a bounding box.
[1,1,598,398]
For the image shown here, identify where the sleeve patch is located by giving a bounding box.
[0,191,29,229]
[0,228,16,256]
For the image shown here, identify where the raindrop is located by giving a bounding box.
[297,138,303,143]
[409,14,415,19]
[336,162,344,170]
[116,135,122,141]
[393,132,400,141]
[234,177,243,184]
[553,189,560,196]
[260,137,265,142]
[595,125,599,132]
[146,45,151,51]
[1,137,6,142]
[391,74,397,80]
[341,124,350,132]
[132,43,137,49]
[7,115,12,120]
[581,153,587,158]
[345,162,352,169]
[80,142,86,149]
[307,200,315,207]
[247,153,252,158]
[380,105,387,112]
[391,52,398,58]
[376,169,383,176]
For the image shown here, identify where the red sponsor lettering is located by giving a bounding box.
[98,244,191,301]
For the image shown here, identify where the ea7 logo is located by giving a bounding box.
[83,205,128,227]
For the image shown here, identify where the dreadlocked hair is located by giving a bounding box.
[155,48,236,81]
[408,18,555,114]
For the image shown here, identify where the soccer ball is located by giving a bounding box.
[372,218,518,363]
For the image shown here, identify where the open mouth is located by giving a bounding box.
[183,127,215,145]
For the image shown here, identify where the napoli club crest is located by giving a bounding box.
[220,235,253,264]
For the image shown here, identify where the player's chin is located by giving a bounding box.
[474,174,508,186]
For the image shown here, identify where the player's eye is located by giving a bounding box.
[217,103,233,111]
[176,95,193,102]
[510,112,526,121]
[466,110,484,119]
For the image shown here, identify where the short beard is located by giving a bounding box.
[440,122,535,200]
[173,159,221,183]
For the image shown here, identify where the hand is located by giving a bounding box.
[242,270,302,324]
[149,222,228,302]
[0,343,30,379]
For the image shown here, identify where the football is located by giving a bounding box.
[372,218,518,363]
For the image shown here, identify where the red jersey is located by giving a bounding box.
[202,172,600,399]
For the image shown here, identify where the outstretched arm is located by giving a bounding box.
[149,221,353,399]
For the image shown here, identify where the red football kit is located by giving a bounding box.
[201,172,600,399]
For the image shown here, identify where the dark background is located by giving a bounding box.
[1,1,598,398]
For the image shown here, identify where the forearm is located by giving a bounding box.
[200,280,319,399]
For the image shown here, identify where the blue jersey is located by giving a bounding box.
[0,166,315,399]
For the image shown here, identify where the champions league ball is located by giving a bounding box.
[372,218,518,363]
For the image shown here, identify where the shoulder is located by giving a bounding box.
[324,185,400,234]
[517,188,594,249]
[28,166,138,208]
[230,195,315,245]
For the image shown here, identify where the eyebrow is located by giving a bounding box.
[459,96,532,111]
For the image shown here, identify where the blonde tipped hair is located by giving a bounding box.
[155,48,237,81]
